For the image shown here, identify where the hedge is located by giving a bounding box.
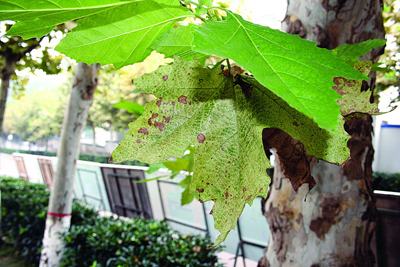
[0,177,221,267]
[372,172,400,192]
[0,148,147,166]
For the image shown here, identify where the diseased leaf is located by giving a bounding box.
[152,24,209,65]
[333,39,386,64]
[333,61,379,116]
[55,0,193,69]
[192,11,367,131]
[111,58,351,245]
[1,0,135,39]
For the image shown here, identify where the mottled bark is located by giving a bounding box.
[259,1,385,266]
[39,63,100,267]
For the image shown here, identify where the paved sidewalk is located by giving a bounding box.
[218,251,258,267]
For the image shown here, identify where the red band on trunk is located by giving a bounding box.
[47,212,72,217]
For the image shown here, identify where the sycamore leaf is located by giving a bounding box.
[191,11,367,131]
[333,39,386,64]
[179,175,197,205]
[111,57,350,245]
[163,157,189,172]
[333,61,379,117]
[152,24,209,65]
[55,0,193,69]
[1,0,135,39]
[199,0,213,6]
[113,100,144,117]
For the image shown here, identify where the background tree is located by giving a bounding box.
[0,24,63,141]
[376,0,400,105]
[259,0,385,266]
[3,87,67,149]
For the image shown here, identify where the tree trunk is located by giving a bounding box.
[39,63,100,267]
[92,124,96,153]
[259,1,385,266]
[0,56,16,144]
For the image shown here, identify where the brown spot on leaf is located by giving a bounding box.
[209,209,213,215]
[246,195,253,201]
[259,187,263,193]
[228,161,231,163]
[163,116,172,123]
[225,191,229,199]
[136,139,141,143]
[188,73,191,75]
[221,147,224,151]
[138,127,149,135]
[243,187,246,193]
[172,101,175,106]
[189,101,192,105]
[293,121,299,127]
[163,75,168,81]
[197,188,204,193]
[199,199,204,203]
[156,100,161,107]
[178,95,187,104]
[262,128,316,191]
[197,133,205,143]
[154,121,165,132]
[148,118,153,126]
[152,113,159,119]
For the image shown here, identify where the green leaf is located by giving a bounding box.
[163,157,189,172]
[111,57,350,245]
[333,39,386,64]
[191,11,367,131]
[333,61,379,116]
[113,100,144,116]
[2,0,135,39]
[146,162,165,174]
[199,0,213,7]
[179,175,197,205]
[56,0,193,69]
[152,24,209,65]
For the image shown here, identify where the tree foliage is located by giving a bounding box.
[4,87,66,143]
[0,0,386,245]
[376,0,400,105]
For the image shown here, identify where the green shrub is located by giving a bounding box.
[0,177,100,265]
[372,172,400,192]
[0,177,221,266]
[0,148,147,166]
[61,217,221,267]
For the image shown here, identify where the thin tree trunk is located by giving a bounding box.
[39,63,100,267]
[0,56,16,144]
[259,1,385,266]
[92,124,96,153]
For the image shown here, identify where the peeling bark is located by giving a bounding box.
[39,63,100,267]
[259,1,384,266]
